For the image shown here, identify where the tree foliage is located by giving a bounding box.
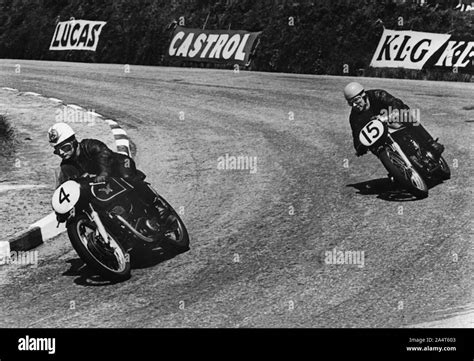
[0,0,471,80]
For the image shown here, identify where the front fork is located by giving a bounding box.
[385,135,427,191]
[86,203,110,245]
[386,135,415,172]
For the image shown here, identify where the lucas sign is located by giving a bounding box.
[370,29,473,73]
[50,20,107,51]
[167,26,262,66]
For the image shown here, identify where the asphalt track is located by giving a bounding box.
[0,59,472,327]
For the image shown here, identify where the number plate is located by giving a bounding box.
[52,180,81,214]
[359,119,385,147]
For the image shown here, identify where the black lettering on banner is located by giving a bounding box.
[50,20,106,51]
[61,23,71,47]
[436,41,466,67]
[78,24,89,46]
[70,22,81,46]
[376,35,399,61]
[87,24,102,47]
[51,24,61,47]
[371,29,473,74]
[410,39,431,62]
[393,35,411,61]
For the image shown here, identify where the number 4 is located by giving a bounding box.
[59,187,70,204]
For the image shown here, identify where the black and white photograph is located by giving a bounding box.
[0,0,472,358]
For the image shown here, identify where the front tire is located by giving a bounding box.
[379,147,428,199]
[67,215,131,281]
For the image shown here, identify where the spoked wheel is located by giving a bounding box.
[68,215,131,281]
[147,186,190,253]
[436,156,451,180]
[161,209,189,252]
[379,147,428,199]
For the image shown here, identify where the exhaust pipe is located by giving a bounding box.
[115,214,155,243]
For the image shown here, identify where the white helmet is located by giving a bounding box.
[343,82,365,101]
[48,123,75,147]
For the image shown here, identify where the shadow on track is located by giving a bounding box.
[347,177,447,201]
[62,258,125,286]
[62,247,189,286]
[347,178,420,202]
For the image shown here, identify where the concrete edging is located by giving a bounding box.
[1,87,131,252]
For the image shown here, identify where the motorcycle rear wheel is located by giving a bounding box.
[436,156,451,180]
[149,189,190,253]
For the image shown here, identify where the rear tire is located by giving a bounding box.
[379,147,428,199]
[68,215,131,281]
[436,156,451,180]
[164,206,190,253]
[149,187,190,253]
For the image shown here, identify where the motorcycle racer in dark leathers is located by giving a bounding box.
[48,122,174,230]
[343,82,444,158]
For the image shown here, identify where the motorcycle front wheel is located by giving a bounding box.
[379,147,428,199]
[68,215,131,281]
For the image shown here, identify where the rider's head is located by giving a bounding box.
[344,82,368,112]
[48,123,78,160]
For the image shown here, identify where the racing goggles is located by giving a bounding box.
[53,142,74,155]
[347,92,365,106]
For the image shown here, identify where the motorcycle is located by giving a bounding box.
[51,174,189,281]
[358,115,450,199]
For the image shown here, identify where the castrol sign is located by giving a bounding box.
[167,26,262,66]
[50,20,107,51]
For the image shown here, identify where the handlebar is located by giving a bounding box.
[65,175,107,187]
[89,182,106,186]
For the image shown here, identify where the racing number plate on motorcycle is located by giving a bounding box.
[359,119,384,147]
[52,180,81,214]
